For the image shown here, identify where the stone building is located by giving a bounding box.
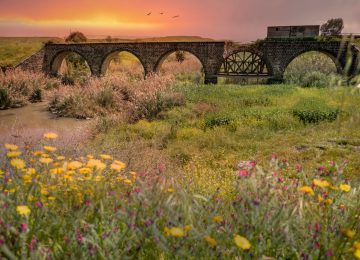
[267,25,320,38]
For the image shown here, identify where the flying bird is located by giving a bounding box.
[160,12,164,15]
[146,12,151,16]
[172,15,179,18]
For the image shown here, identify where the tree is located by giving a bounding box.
[320,18,344,36]
[105,36,112,42]
[65,31,88,43]
[175,51,185,63]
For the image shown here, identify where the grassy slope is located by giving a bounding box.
[92,83,360,195]
[0,37,61,66]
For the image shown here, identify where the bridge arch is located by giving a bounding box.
[218,47,273,77]
[155,49,207,75]
[50,50,92,76]
[283,48,343,75]
[101,50,146,77]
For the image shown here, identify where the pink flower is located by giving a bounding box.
[250,160,257,168]
[271,153,278,160]
[237,170,249,177]
[325,250,333,257]
[29,238,38,252]
[35,201,43,208]
[295,164,302,172]
[278,177,285,183]
[272,172,278,177]
[20,223,28,232]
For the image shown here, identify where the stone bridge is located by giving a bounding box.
[16,39,360,84]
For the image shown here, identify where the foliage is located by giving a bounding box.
[0,138,359,258]
[48,74,181,121]
[0,69,60,109]
[175,51,185,63]
[292,97,340,124]
[284,51,340,87]
[65,31,88,43]
[320,18,344,36]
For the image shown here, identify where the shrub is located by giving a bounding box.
[292,97,340,124]
[204,114,234,129]
[0,69,60,109]
[65,31,87,43]
[302,71,329,88]
[48,74,181,121]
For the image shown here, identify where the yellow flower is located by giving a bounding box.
[43,132,58,139]
[167,188,174,193]
[43,146,57,152]
[355,249,360,259]
[324,199,333,205]
[234,235,251,250]
[10,158,26,169]
[39,157,53,165]
[0,169,4,175]
[342,229,355,239]
[87,154,94,159]
[16,205,31,216]
[313,179,330,188]
[110,160,126,172]
[26,168,36,175]
[40,188,49,196]
[63,174,73,181]
[48,196,56,201]
[57,156,65,161]
[204,235,217,247]
[7,151,21,158]
[68,161,83,170]
[299,186,314,196]
[124,179,132,185]
[317,195,324,203]
[213,215,223,223]
[87,159,106,171]
[33,150,43,156]
[169,227,184,237]
[50,168,64,174]
[100,154,112,160]
[79,167,92,174]
[354,241,360,250]
[94,176,104,182]
[164,227,170,236]
[339,184,351,192]
[5,144,18,151]
[184,225,192,232]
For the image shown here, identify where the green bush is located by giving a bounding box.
[302,71,329,88]
[0,88,10,109]
[29,87,42,102]
[204,114,234,129]
[292,97,340,124]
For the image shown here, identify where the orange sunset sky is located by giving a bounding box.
[0,0,359,41]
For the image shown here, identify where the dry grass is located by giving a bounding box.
[0,69,60,109]
[48,74,183,121]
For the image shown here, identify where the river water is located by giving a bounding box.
[0,102,93,152]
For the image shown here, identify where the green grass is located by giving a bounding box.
[92,83,360,195]
[0,37,61,66]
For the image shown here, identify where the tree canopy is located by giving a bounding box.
[320,18,344,36]
[65,32,88,43]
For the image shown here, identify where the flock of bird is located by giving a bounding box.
[146,12,179,19]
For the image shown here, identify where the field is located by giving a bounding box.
[0,37,360,259]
